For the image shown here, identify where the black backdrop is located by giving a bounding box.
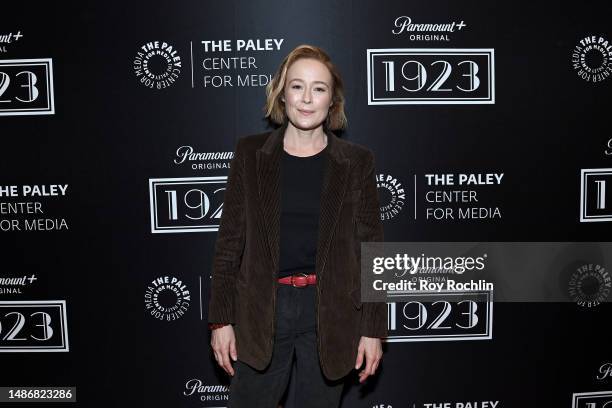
[2,1,612,407]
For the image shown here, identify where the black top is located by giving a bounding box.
[278,142,329,278]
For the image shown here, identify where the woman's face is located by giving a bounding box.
[282,58,333,131]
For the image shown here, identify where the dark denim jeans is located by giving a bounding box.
[228,283,346,408]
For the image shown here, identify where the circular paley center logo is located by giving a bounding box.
[568,263,611,307]
[144,275,191,321]
[376,173,406,220]
[133,41,182,89]
[571,35,612,83]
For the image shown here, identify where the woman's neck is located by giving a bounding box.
[282,123,328,157]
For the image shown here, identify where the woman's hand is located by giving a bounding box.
[210,325,238,376]
[354,336,382,383]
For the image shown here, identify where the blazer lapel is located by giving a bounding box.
[255,122,284,277]
[315,130,350,276]
[255,121,350,279]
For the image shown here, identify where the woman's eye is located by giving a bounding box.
[292,85,301,89]
[316,87,326,92]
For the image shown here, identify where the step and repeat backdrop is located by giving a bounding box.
[1,0,612,407]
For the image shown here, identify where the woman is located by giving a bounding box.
[208,44,387,408]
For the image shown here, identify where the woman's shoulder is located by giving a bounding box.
[335,137,376,163]
[233,129,273,152]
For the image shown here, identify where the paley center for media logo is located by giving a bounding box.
[373,400,500,408]
[133,41,182,89]
[419,172,504,222]
[572,35,612,83]
[568,262,611,308]
[132,37,284,90]
[0,183,69,232]
[376,173,406,220]
[144,276,191,321]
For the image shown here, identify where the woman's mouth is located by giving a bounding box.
[298,109,314,116]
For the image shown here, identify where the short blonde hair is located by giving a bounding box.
[264,44,347,131]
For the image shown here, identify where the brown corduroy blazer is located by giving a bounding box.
[207,120,387,381]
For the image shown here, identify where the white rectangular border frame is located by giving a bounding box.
[572,390,612,408]
[384,290,493,343]
[149,176,227,233]
[580,168,612,222]
[0,58,55,116]
[367,48,495,105]
[0,300,69,352]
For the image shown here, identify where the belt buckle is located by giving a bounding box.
[291,273,309,288]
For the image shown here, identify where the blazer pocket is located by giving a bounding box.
[349,287,362,310]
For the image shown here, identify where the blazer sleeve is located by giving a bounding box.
[356,150,388,338]
[207,138,246,324]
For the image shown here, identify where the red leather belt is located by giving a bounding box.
[278,273,316,287]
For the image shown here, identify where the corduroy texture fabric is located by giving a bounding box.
[208,120,387,381]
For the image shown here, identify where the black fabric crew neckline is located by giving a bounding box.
[282,142,329,159]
